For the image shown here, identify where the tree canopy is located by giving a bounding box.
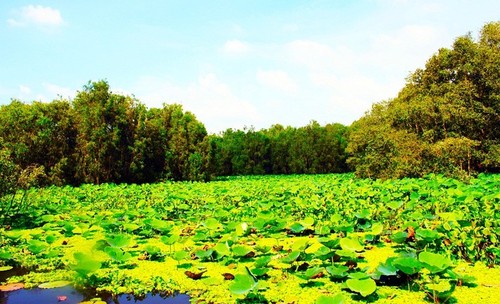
[347,21,500,178]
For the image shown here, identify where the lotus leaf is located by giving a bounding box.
[105,234,133,248]
[339,237,364,252]
[415,228,439,242]
[346,278,377,297]
[392,257,422,275]
[38,280,71,289]
[229,273,257,295]
[232,245,254,257]
[419,251,451,273]
[0,266,13,271]
[72,252,101,276]
[316,294,345,304]
[326,265,349,279]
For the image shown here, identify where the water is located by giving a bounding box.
[0,287,190,304]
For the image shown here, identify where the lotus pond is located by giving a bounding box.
[0,173,499,303]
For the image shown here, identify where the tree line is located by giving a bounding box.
[1,22,499,196]
[347,21,500,179]
[0,80,349,193]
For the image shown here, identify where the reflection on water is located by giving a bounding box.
[0,286,190,304]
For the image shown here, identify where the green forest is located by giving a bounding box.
[1,22,499,195]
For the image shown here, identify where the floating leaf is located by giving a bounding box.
[346,278,377,297]
[0,283,24,292]
[371,222,384,235]
[326,265,349,279]
[27,239,48,254]
[185,269,207,280]
[161,234,180,245]
[229,273,257,295]
[213,242,231,257]
[415,228,439,242]
[298,266,323,280]
[392,257,422,275]
[281,251,301,264]
[104,246,132,262]
[254,255,272,268]
[348,272,370,279]
[419,251,451,273]
[289,222,306,234]
[72,252,101,276]
[105,234,133,248]
[0,266,13,271]
[316,294,345,304]
[339,237,364,252]
[222,273,235,280]
[38,281,71,289]
[232,245,254,257]
[391,231,408,243]
[173,250,189,262]
[251,267,270,277]
[204,218,221,230]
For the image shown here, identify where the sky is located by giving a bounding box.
[0,1,498,134]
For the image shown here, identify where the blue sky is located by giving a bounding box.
[1,1,498,133]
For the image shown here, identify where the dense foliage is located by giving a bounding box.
[347,21,500,178]
[0,174,498,303]
[0,83,349,189]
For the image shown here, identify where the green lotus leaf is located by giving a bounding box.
[173,250,189,261]
[392,257,422,275]
[326,265,349,279]
[415,228,439,242]
[195,249,214,260]
[376,259,398,276]
[281,251,301,264]
[387,201,404,210]
[213,242,231,257]
[232,245,253,257]
[419,251,451,273]
[0,251,12,260]
[355,209,371,219]
[346,278,377,297]
[105,234,133,248]
[229,273,257,295]
[299,266,323,280]
[289,222,306,234]
[27,239,48,255]
[348,272,370,279]
[38,280,71,289]
[251,267,270,277]
[161,234,180,245]
[302,217,315,227]
[316,294,345,304]
[204,218,221,230]
[371,222,384,235]
[72,252,101,276]
[391,231,408,243]
[254,255,272,268]
[104,246,132,262]
[339,237,364,252]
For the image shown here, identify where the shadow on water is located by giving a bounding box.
[0,286,190,304]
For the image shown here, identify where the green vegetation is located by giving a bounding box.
[347,21,500,179]
[1,21,499,304]
[0,174,499,303]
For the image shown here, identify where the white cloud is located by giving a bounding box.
[19,85,31,95]
[43,83,75,100]
[8,5,64,27]
[223,40,250,55]
[256,69,297,93]
[132,73,260,133]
